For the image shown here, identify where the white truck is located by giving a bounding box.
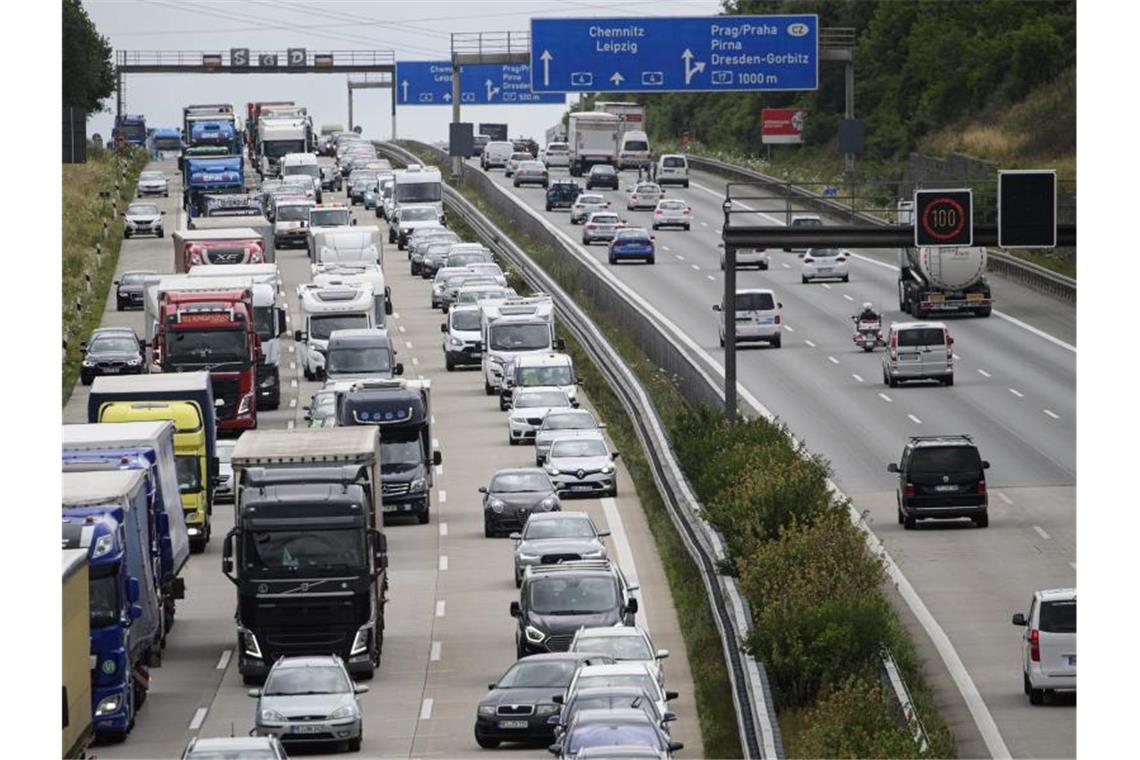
[595,101,647,135]
[393,165,444,219]
[295,283,379,380]
[312,263,392,327]
[311,227,382,270]
[568,111,622,177]
[479,295,561,395]
[258,118,308,177]
[187,264,288,409]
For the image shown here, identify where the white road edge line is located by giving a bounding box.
[601,497,649,637]
[827,356,839,365]
[804,339,816,347]
[430,641,442,661]
[439,489,447,504]
[1043,409,1060,419]
[438,555,448,571]
[189,707,208,731]
[690,264,700,271]
[1033,525,1051,540]
[215,650,232,671]
[286,420,295,430]
[706,275,715,281]
[419,698,433,720]
[978,369,991,378]
[435,600,446,617]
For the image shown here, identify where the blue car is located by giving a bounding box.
[608,228,655,265]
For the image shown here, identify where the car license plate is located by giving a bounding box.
[571,485,593,492]
[818,267,832,273]
[291,724,324,734]
[498,720,529,729]
[757,316,774,324]
[382,504,397,512]
[929,294,945,303]
[103,367,121,373]
[900,354,919,361]
[934,484,958,492]
[1067,655,1076,666]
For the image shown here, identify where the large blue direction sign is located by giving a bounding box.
[530,15,818,93]
[396,61,565,106]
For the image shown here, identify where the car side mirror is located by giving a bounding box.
[982,460,991,469]
[394,363,404,376]
[548,744,562,756]
[597,530,610,538]
[611,452,620,460]
[663,711,677,723]
[433,450,443,466]
[712,304,722,312]
[626,598,639,614]
[509,601,521,618]
[777,302,783,309]
[665,690,679,701]
[668,741,684,752]
[509,532,522,541]
[1012,613,1027,626]
[247,689,262,698]
[887,463,899,473]
[478,486,488,494]
[79,341,88,351]
[948,336,955,345]
[440,323,447,333]
[161,210,167,215]
[552,694,564,704]
[656,649,670,660]
[488,682,497,690]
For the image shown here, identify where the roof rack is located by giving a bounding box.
[524,559,616,578]
[909,434,974,444]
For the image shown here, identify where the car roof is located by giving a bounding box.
[1036,588,1077,602]
[577,662,655,677]
[907,435,976,450]
[328,328,390,343]
[890,321,949,330]
[575,626,648,640]
[188,736,280,751]
[515,353,572,367]
[551,431,606,445]
[735,288,776,296]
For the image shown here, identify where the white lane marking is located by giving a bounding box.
[700,221,709,227]
[189,708,208,731]
[289,361,296,370]
[412,357,420,366]
[1033,525,1051,540]
[843,294,854,301]
[399,325,406,333]
[827,356,839,365]
[431,415,435,425]
[439,489,447,504]
[393,312,400,319]
[783,324,794,333]
[804,339,816,348]
[1043,409,1060,419]
[781,262,790,269]
[289,398,297,408]
[878,392,892,403]
[601,497,649,636]
[435,464,443,478]
[406,341,414,350]
[852,374,864,383]
[290,379,298,388]
[706,275,715,281]
[977,369,991,378]
[662,245,671,252]
[690,264,700,271]
[1008,388,1023,398]
[907,413,922,424]
[287,420,295,429]
[430,641,442,661]
[997,492,1014,506]
[675,254,685,261]
[431,437,439,450]
[215,650,232,671]
[439,522,448,537]
[419,698,433,720]
[439,555,448,571]
[1069,562,1077,572]
[435,600,446,617]
[821,283,832,290]
[288,345,295,353]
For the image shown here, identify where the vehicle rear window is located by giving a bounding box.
[592,166,615,175]
[624,140,649,151]
[1039,599,1076,633]
[792,217,823,227]
[735,292,775,311]
[909,446,981,474]
[810,248,841,258]
[662,157,685,168]
[896,328,946,347]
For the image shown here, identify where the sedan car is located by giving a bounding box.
[181,736,288,760]
[507,387,575,446]
[582,212,624,245]
[514,160,550,188]
[570,194,610,224]
[115,269,157,311]
[215,439,236,503]
[136,170,169,197]
[505,152,533,177]
[551,708,682,760]
[534,409,603,467]
[545,433,620,497]
[801,247,849,283]
[626,182,663,210]
[511,511,609,586]
[474,653,614,749]
[652,199,691,230]
[80,327,144,385]
[250,655,367,753]
[123,201,165,238]
[608,228,655,265]
[586,164,620,190]
[568,626,669,687]
[481,468,561,537]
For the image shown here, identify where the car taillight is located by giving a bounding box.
[683,209,691,215]
[1029,629,1040,661]
[654,210,662,216]
[904,483,915,498]
[774,314,781,325]
[977,480,986,495]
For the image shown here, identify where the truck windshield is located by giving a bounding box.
[175,455,202,493]
[310,210,351,227]
[263,140,306,158]
[308,314,369,340]
[490,323,550,351]
[243,528,367,572]
[327,346,391,374]
[381,434,424,468]
[154,137,182,151]
[254,307,276,340]
[396,184,443,204]
[166,329,249,367]
[89,563,122,629]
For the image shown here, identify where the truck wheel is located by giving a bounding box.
[484,381,495,396]
[770,335,781,348]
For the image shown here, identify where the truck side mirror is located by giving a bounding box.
[276,307,287,337]
[553,338,565,350]
[611,452,620,460]
[433,450,443,466]
[294,330,306,342]
[394,363,404,376]
[126,577,140,604]
[510,601,521,618]
[712,304,722,312]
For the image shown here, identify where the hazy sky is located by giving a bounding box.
[85,0,723,144]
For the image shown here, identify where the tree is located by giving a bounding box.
[63,0,115,113]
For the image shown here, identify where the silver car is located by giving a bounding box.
[507,387,574,446]
[535,409,603,466]
[513,160,550,188]
[545,433,620,497]
[570,194,610,224]
[123,201,165,238]
[511,511,609,586]
[568,626,669,688]
[136,170,169,197]
[215,440,235,503]
[250,655,367,752]
[882,321,955,387]
[582,212,624,245]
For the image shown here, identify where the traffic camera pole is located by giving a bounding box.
[722,199,737,424]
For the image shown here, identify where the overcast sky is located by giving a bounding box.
[85,0,724,144]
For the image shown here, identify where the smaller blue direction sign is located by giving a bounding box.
[530,15,818,93]
[396,61,565,106]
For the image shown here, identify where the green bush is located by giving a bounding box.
[795,678,927,759]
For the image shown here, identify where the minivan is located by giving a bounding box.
[324,328,403,382]
[1012,589,1076,704]
[655,154,689,187]
[481,141,514,170]
[713,289,782,348]
[883,322,954,386]
[618,130,651,170]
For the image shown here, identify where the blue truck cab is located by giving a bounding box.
[113,114,148,147]
[62,469,162,743]
[184,156,245,218]
[151,127,184,156]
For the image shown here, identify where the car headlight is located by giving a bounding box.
[540,497,556,511]
[409,478,426,493]
[546,468,561,476]
[260,709,287,722]
[82,359,95,367]
[478,704,497,717]
[127,357,141,366]
[517,552,539,562]
[351,624,372,656]
[94,694,122,717]
[489,498,505,513]
[525,625,547,644]
[447,336,464,348]
[328,705,358,720]
[600,464,614,475]
[536,704,560,717]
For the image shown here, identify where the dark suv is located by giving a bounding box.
[511,560,638,659]
[545,180,582,211]
[889,435,990,529]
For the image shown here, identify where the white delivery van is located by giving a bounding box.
[618,130,651,170]
[655,154,689,187]
[295,283,377,381]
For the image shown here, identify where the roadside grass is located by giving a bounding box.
[61,146,150,404]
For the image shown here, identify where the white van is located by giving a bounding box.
[713,289,782,348]
[311,227,381,269]
[655,154,689,187]
[882,321,954,387]
[542,142,570,168]
[281,152,322,201]
[618,130,651,170]
[481,141,514,170]
[1012,589,1076,705]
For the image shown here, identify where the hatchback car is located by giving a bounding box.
[511,511,609,586]
[571,194,611,224]
[586,164,620,190]
[546,180,582,211]
[137,170,169,197]
[535,409,604,467]
[713,289,782,348]
[514,160,550,188]
[115,270,157,311]
[181,736,287,760]
[123,201,165,238]
[582,212,624,245]
[544,433,620,497]
[552,708,682,760]
[505,152,533,177]
[563,663,677,726]
[626,182,663,210]
[249,655,367,753]
[785,214,823,252]
[568,626,669,687]
[882,321,954,387]
[652,199,691,230]
[1012,588,1076,704]
[441,304,484,370]
[542,142,571,168]
[481,468,561,537]
[507,387,575,446]
[889,434,990,529]
[608,228,655,265]
[801,247,849,282]
[80,327,145,385]
[720,243,768,271]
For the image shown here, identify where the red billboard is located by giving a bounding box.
[761,108,805,144]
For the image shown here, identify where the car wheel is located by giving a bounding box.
[1029,684,1044,705]
[771,335,781,348]
[973,511,989,528]
[514,571,522,589]
[897,507,904,525]
[652,223,658,230]
[484,520,494,538]
[646,256,655,264]
[842,274,849,282]
[417,507,430,525]
[508,435,518,446]
[608,254,616,264]
[720,258,725,271]
[760,261,769,270]
[348,735,362,752]
[944,375,955,387]
[80,373,93,386]
[1023,672,1032,696]
[683,181,690,188]
[802,275,809,284]
[445,357,454,371]
[475,731,501,749]
[889,375,898,388]
[903,513,916,530]
[157,230,164,238]
[123,231,131,239]
[719,334,725,348]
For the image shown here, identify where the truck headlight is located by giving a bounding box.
[241,628,262,659]
[447,337,464,348]
[489,498,505,513]
[409,478,426,493]
[94,694,123,717]
[517,552,539,562]
[92,533,115,559]
[525,625,547,644]
[350,624,372,656]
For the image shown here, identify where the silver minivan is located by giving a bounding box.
[882,321,954,386]
[655,154,689,187]
[713,289,782,348]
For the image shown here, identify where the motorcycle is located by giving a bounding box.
[852,317,884,352]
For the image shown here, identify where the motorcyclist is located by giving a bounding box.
[854,302,880,325]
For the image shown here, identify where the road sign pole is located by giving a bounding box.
[451,62,462,181]
[722,201,737,424]
[347,80,354,132]
[844,61,855,173]
[391,79,397,139]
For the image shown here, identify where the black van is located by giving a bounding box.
[889,435,990,529]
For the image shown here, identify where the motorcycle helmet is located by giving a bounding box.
[862,302,873,312]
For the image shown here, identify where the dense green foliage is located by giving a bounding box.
[616,1,1075,162]
[63,0,115,112]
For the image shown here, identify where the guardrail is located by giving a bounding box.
[688,154,1076,303]
[378,141,783,759]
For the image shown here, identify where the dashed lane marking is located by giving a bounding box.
[439,522,448,537]
[827,356,839,365]
[1043,409,1060,419]
[978,369,991,378]
[419,698,433,720]
[430,641,442,661]
[878,392,892,403]
[997,492,1014,506]
[907,413,922,424]
[189,708,208,731]
[1008,388,1023,398]
[439,556,448,571]
[1033,525,1051,540]
[804,339,816,348]
[215,650,232,671]
[436,600,446,617]
[852,374,864,383]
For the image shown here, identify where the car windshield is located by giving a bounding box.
[551,439,608,458]
[515,391,570,409]
[567,723,660,753]
[308,314,368,340]
[579,196,605,205]
[89,336,137,353]
[264,140,306,158]
[576,673,655,693]
[264,665,350,696]
[524,518,595,540]
[140,172,164,181]
[896,328,946,347]
[809,248,841,258]
[519,366,573,386]
[735,292,775,311]
[1039,599,1076,633]
[909,446,981,474]
[174,455,202,493]
[401,207,438,221]
[120,272,151,285]
[659,201,685,210]
[614,230,649,242]
[492,473,552,493]
[543,413,594,431]
[166,329,248,366]
[186,750,279,760]
[327,346,391,374]
[489,323,550,351]
[128,203,159,216]
[529,576,617,615]
[243,528,367,572]
[574,635,652,660]
[497,660,578,688]
[310,209,351,227]
[216,442,235,464]
[276,205,310,221]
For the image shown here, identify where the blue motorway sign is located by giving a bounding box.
[396,61,565,106]
[530,15,818,93]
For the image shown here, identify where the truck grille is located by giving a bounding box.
[207,247,247,265]
[211,377,240,419]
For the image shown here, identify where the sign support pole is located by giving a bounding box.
[451,62,462,181]
[844,61,855,173]
[722,200,737,424]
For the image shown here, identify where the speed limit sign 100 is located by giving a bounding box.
[914,189,973,247]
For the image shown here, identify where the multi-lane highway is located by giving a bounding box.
[64,156,702,758]
[468,157,1076,758]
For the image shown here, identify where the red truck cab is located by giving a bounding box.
[173,229,265,272]
[153,288,261,434]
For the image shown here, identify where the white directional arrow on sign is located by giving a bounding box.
[401,80,409,102]
[485,79,501,101]
[540,50,553,87]
[443,92,452,102]
[681,48,706,85]
[610,72,625,86]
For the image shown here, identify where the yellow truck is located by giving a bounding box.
[63,549,94,759]
[96,401,213,551]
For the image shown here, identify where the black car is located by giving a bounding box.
[114,270,156,311]
[586,165,619,190]
[80,327,145,385]
[481,468,561,537]
[513,137,539,156]
[889,435,990,529]
[546,180,582,211]
[511,560,637,658]
[474,652,614,749]
[320,165,343,192]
